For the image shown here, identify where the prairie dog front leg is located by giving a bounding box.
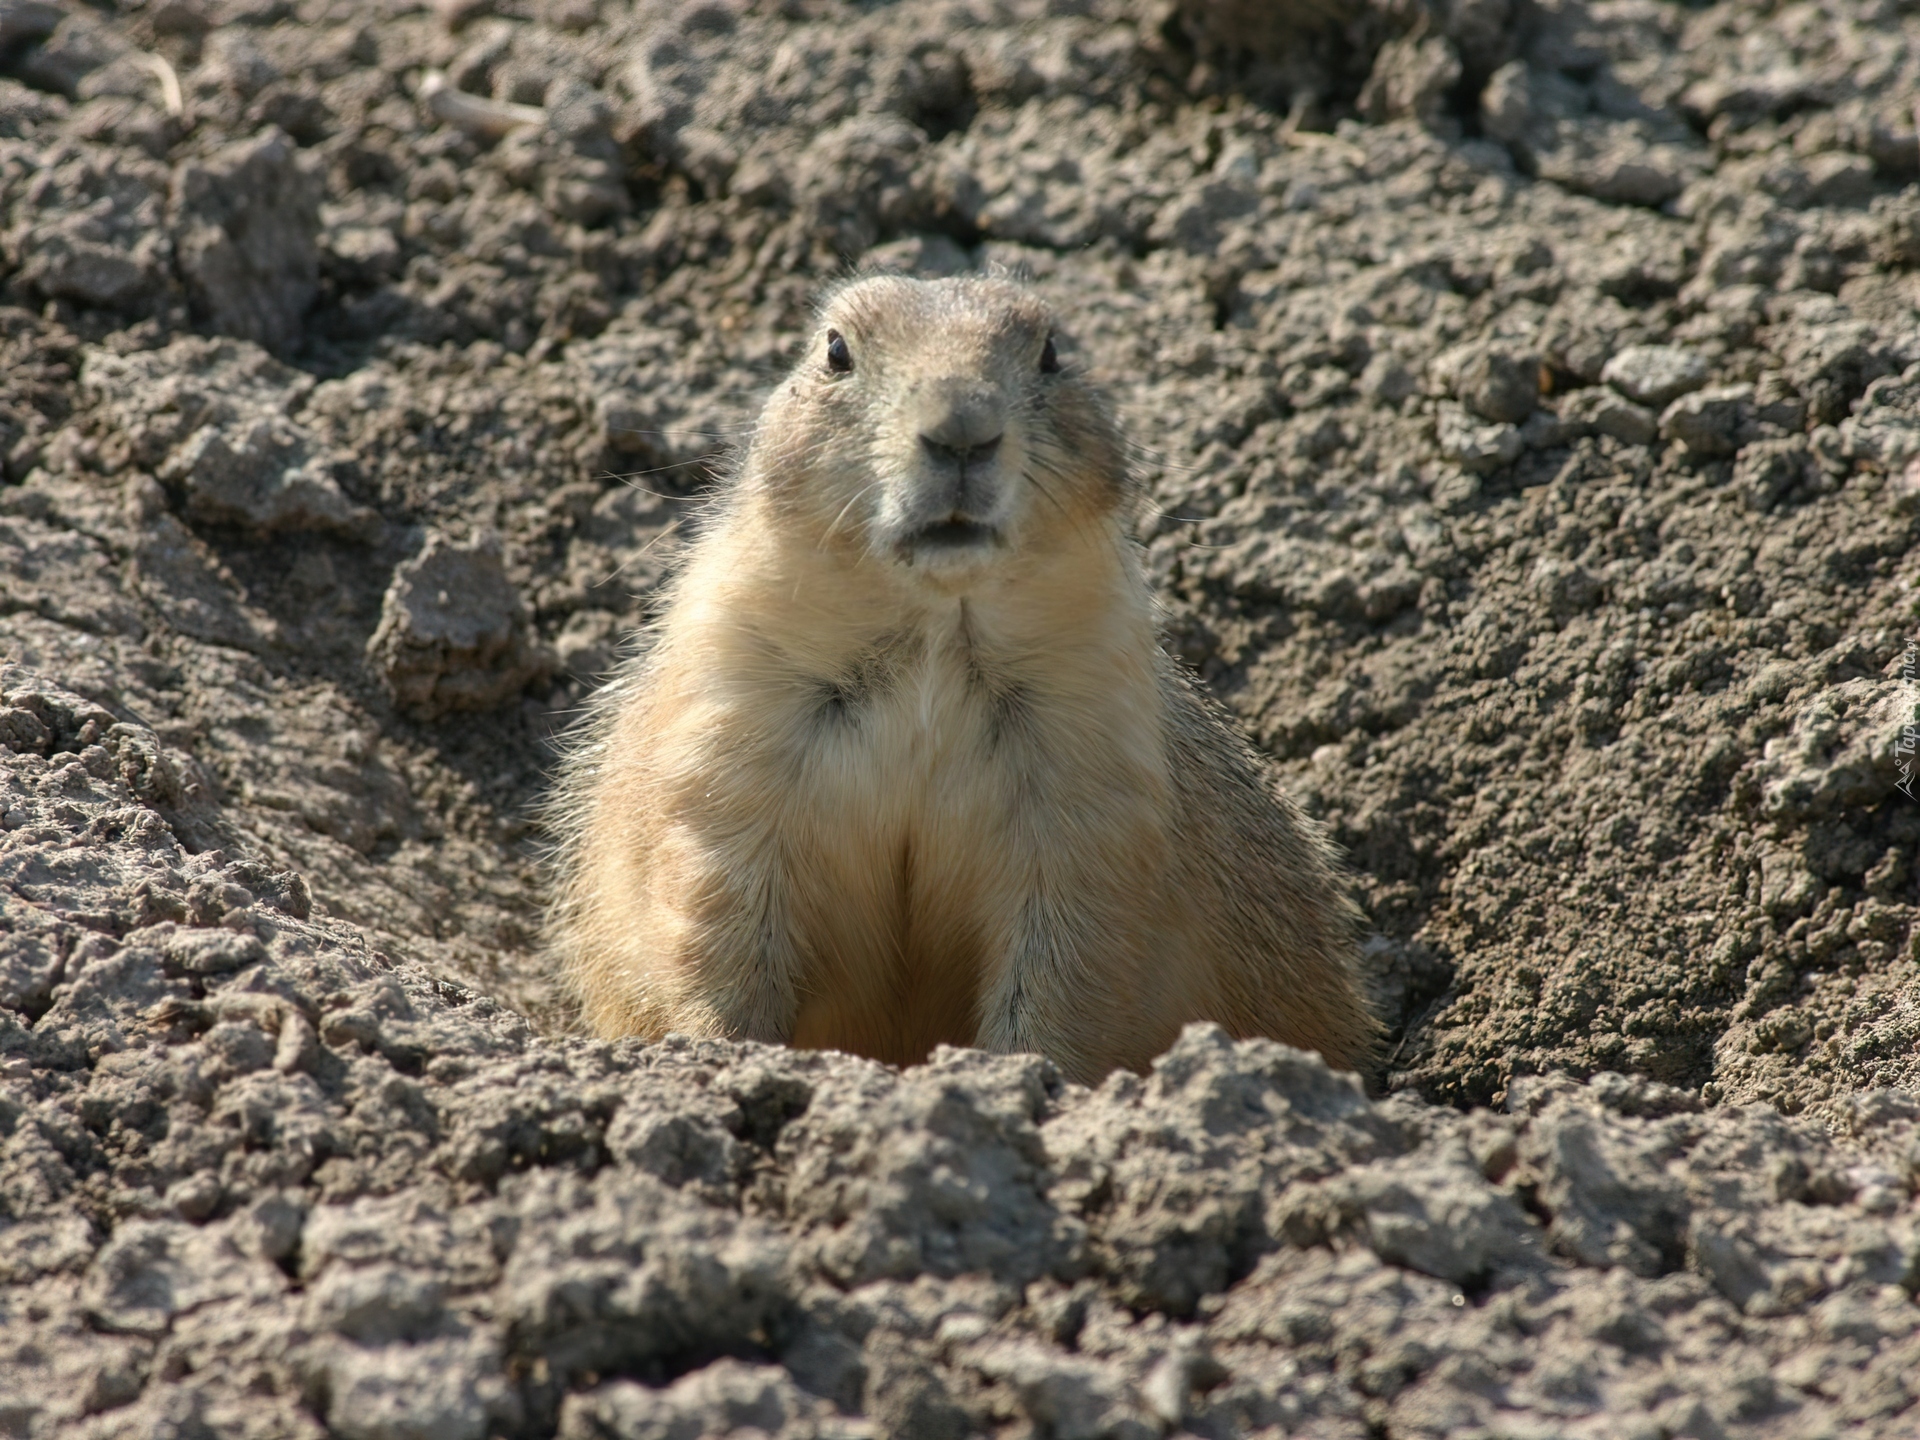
[973,789,1181,1085]
[642,825,802,1044]
[557,699,804,1045]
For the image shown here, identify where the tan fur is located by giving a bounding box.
[546,275,1378,1083]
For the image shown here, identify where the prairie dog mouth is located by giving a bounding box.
[901,518,1001,556]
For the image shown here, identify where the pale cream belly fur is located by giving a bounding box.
[762,597,1175,1068]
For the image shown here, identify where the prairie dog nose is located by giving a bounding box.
[914,383,1006,464]
[921,429,1002,465]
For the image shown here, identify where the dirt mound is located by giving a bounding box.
[5,679,1919,1435]
[3,0,1920,1432]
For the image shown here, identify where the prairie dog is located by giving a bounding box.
[546,275,1377,1083]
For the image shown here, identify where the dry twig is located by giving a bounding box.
[418,69,546,139]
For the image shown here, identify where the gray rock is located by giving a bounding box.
[502,1170,795,1387]
[1772,320,1920,427]
[1752,679,1911,821]
[321,1334,508,1440]
[76,337,379,542]
[1535,127,1694,208]
[158,420,367,537]
[1480,58,1584,152]
[1601,345,1711,408]
[81,1219,285,1337]
[1528,556,1604,616]
[970,1339,1155,1440]
[1842,368,1920,476]
[1734,434,1816,512]
[1276,1143,1541,1284]
[1436,402,1523,473]
[560,1360,872,1440]
[13,11,126,98]
[166,927,266,974]
[1520,1108,1689,1276]
[1439,343,1539,424]
[1659,383,1755,458]
[170,128,321,355]
[3,148,172,309]
[1360,353,1418,406]
[1358,32,1462,132]
[1047,1026,1397,1317]
[784,1046,1079,1289]
[1556,385,1659,445]
[322,223,403,282]
[1797,152,1877,208]
[860,233,973,278]
[366,533,553,719]
[1481,60,1705,208]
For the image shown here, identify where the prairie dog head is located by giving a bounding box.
[751,275,1131,584]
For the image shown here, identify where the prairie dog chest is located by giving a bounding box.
[798,609,1034,827]
[780,593,1170,846]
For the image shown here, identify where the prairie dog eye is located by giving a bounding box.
[825,329,853,374]
[1040,334,1060,374]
